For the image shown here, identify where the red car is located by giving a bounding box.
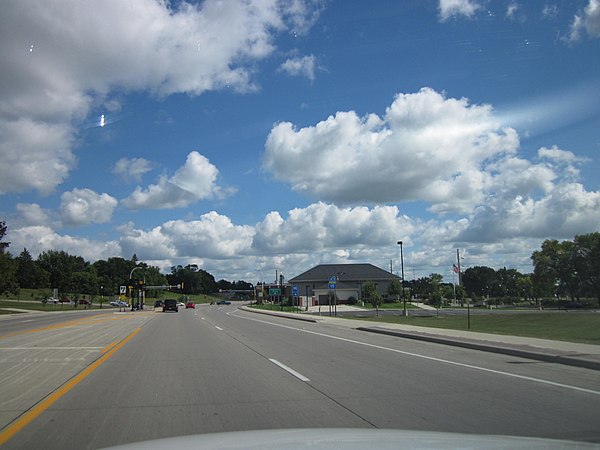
[185,302,195,309]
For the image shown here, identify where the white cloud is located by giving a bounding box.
[278,54,317,81]
[542,4,559,20]
[0,0,321,195]
[113,158,154,183]
[252,202,415,254]
[565,0,600,42]
[122,151,227,209]
[119,225,177,261]
[506,2,519,19]
[60,188,118,226]
[7,187,600,283]
[458,182,600,242]
[7,225,120,262]
[264,88,519,213]
[0,119,75,195]
[457,146,600,242]
[15,203,52,226]
[162,212,255,259]
[438,0,482,21]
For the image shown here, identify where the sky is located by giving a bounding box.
[1,0,599,285]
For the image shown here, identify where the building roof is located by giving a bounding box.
[289,263,400,283]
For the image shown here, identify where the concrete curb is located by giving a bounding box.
[239,306,319,323]
[357,327,600,371]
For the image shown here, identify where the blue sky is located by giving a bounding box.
[1,0,599,284]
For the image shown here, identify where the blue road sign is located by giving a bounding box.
[292,285,299,297]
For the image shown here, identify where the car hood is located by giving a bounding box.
[103,428,597,449]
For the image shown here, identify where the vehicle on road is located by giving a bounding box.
[185,302,195,309]
[110,300,129,308]
[154,300,164,308]
[217,300,231,305]
[163,299,178,312]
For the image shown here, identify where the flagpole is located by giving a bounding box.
[457,248,470,330]
[456,248,462,287]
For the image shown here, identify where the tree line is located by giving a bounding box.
[0,221,250,299]
[369,233,600,309]
[1,221,599,306]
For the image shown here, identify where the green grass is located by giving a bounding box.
[348,312,600,345]
[361,301,420,310]
[0,299,82,313]
[250,303,302,313]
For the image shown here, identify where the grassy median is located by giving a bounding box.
[348,312,600,345]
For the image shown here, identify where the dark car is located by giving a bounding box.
[216,300,231,305]
[163,299,178,312]
[154,300,164,308]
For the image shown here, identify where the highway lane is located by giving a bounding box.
[0,309,154,435]
[2,303,599,448]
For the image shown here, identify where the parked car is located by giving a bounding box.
[154,300,164,308]
[217,300,231,305]
[45,297,59,304]
[163,299,178,312]
[185,302,195,309]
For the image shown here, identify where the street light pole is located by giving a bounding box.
[398,241,406,316]
[129,266,143,311]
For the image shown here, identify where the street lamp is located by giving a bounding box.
[397,241,406,316]
[129,266,143,311]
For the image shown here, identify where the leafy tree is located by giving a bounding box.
[531,239,579,301]
[387,279,403,303]
[36,250,88,292]
[0,221,18,295]
[462,266,497,299]
[0,221,9,253]
[363,281,382,315]
[573,232,600,301]
[429,288,443,308]
[93,257,137,295]
[0,253,18,296]
[16,248,49,289]
[167,265,216,294]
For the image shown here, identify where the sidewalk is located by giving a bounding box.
[239,306,600,371]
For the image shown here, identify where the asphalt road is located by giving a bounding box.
[1,304,599,448]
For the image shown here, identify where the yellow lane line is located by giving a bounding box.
[0,327,141,446]
[101,341,118,354]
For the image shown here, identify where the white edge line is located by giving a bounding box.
[228,311,600,396]
[215,326,223,331]
[269,358,310,382]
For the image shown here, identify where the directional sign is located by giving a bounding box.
[292,285,299,297]
[328,276,337,289]
[269,288,281,296]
